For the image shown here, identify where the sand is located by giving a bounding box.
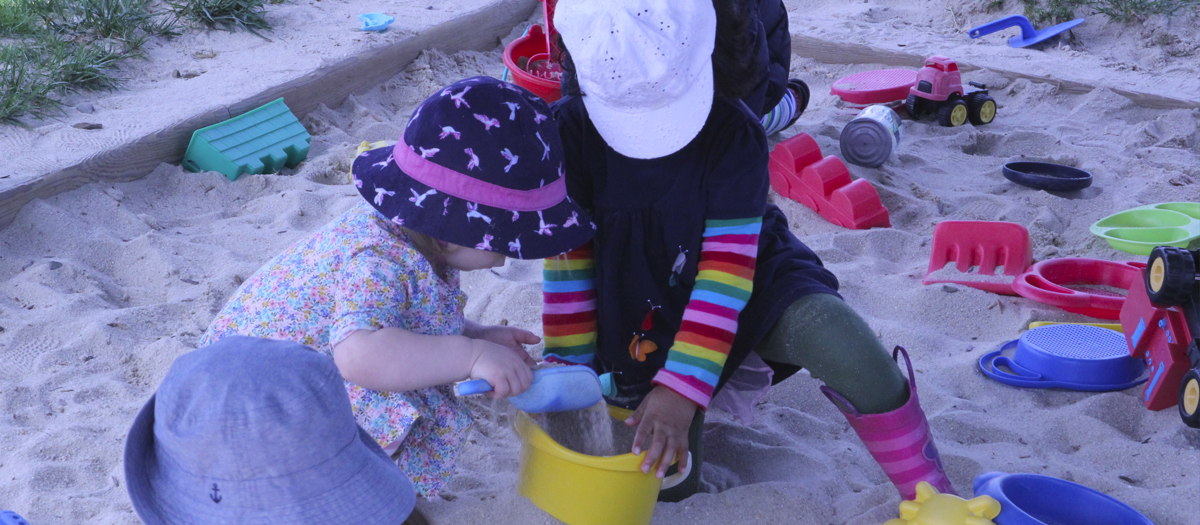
[1,1,1198,524]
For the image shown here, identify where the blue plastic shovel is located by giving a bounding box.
[968,14,1083,48]
[454,366,605,413]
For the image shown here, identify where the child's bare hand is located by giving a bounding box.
[468,324,539,365]
[468,340,534,398]
[626,385,698,478]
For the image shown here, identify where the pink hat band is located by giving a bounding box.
[393,142,567,212]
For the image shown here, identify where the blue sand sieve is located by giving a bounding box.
[979,324,1147,391]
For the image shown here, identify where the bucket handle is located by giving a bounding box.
[979,346,1051,389]
[660,452,693,490]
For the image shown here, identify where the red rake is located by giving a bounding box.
[923,220,1032,295]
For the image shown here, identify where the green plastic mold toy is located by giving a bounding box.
[1090,202,1200,255]
[183,98,312,181]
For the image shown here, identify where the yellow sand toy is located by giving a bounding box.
[884,482,1001,525]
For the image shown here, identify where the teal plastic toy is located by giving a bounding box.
[1090,202,1200,255]
[183,98,311,181]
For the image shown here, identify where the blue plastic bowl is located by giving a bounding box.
[979,324,1147,391]
[974,472,1154,525]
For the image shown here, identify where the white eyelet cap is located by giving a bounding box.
[555,0,716,159]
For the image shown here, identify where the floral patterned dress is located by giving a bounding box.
[200,201,473,496]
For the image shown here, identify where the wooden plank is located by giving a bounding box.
[0,106,231,228]
[0,0,536,229]
[791,34,1200,110]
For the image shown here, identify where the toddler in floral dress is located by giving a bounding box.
[200,76,594,497]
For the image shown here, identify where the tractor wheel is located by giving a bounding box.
[967,94,997,125]
[937,97,968,127]
[1145,246,1195,307]
[1179,369,1200,428]
[905,94,923,120]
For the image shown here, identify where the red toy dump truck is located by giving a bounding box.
[1120,246,1200,427]
[905,56,996,128]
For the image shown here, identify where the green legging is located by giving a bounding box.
[658,293,909,501]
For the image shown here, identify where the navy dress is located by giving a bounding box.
[551,94,839,408]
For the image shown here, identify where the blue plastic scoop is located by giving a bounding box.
[968,14,1083,48]
[454,366,606,413]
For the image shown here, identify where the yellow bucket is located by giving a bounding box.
[514,406,686,525]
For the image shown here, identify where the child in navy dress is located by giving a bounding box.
[542,0,955,502]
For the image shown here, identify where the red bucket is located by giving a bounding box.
[502,24,562,103]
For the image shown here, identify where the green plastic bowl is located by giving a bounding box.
[1090,203,1200,255]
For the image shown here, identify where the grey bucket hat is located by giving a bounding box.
[124,336,415,525]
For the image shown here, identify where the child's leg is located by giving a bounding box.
[759,79,811,136]
[756,293,955,499]
[758,293,907,412]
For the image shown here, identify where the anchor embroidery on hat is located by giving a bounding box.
[501,82,522,93]
[209,483,222,503]
[373,187,396,206]
[533,111,548,124]
[442,197,450,216]
[536,132,550,161]
[409,188,436,207]
[391,216,405,226]
[508,235,522,258]
[466,202,492,224]
[439,126,461,140]
[474,113,501,132]
[465,148,480,170]
[476,234,494,251]
[448,86,471,108]
[418,147,439,158]
[504,101,520,120]
[511,211,519,221]
[500,148,519,172]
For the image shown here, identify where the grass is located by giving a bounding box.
[168,0,281,39]
[1021,0,1200,23]
[0,0,284,125]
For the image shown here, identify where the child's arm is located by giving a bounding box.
[653,217,762,408]
[541,241,598,365]
[333,327,533,397]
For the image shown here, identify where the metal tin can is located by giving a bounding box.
[839,105,903,168]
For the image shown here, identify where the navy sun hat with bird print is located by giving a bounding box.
[351,76,594,260]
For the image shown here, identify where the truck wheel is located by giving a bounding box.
[967,94,997,125]
[1145,246,1195,307]
[1180,369,1200,428]
[937,97,968,127]
[905,94,923,120]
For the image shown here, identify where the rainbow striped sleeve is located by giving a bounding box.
[653,217,762,408]
[541,242,597,365]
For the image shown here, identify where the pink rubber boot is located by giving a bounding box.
[821,346,956,500]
